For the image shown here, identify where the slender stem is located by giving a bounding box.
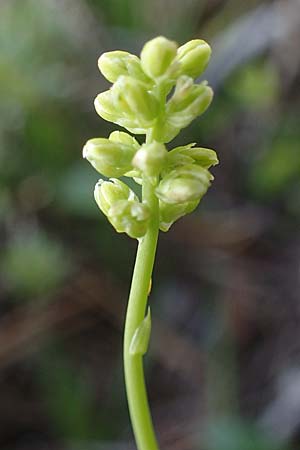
[123,172,160,449]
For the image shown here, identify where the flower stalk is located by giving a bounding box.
[124,173,160,450]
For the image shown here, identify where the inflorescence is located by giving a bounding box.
[83,36,218,238]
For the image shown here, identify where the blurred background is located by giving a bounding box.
[1,0,300,449]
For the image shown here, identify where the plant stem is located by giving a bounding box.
[123,172,160,450]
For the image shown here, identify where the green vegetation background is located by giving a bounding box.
[1,1,300,449]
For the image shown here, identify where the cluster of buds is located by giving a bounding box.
[83,36,218,238]
[94,179,150,238]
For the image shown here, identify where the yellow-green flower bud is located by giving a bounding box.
[154,79,212,143]
[167,77,211,113]
[132,141,167,177]
[156,164,213,204]
[182,147,218,168]
[109,129,142,180]
[140,36,178,79]
[94,90,119,123]
[83,137,136,177]
[166,143,196,168]
[159,198,199,231]
[98,51,150,84]
[176,39,211,79]
[166,80,213,129]
[94,74,159,132]
[111,76,159,126]
[109,130,140,149]
[170,76,195,104]
[94,91,145,133]
[108,200,150,239]
[93,179,149,238]
[168,143,218,170]
[94,179,137,216]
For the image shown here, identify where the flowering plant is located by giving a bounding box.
[83,36,218,450]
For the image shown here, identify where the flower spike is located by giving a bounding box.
[83,35,218,450]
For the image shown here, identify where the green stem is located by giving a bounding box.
[123,174,160,450]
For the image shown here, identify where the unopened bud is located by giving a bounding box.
[111,76,159,126]
[166,143,196,168]
[167,81,213,129]
[170,76,195,106]
[94,90,119,123]
[108,200,150,238]
[94,179,136,216]
[168,144,218,169]
[185,147,218,168]
[132,141,167,177]
[98,51,150,83]
[156,164,213,204]
[83,137,136,177]
[168,78,210,112]
[94,91,145,132]
[176,39,211,79]
[109,130,140,149]
[141,36,178,79]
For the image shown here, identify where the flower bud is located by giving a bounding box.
[94,90,119,123]
[166,81,213,129]
[108,131,141,180]
[94,179,136,216]
[140,36,178,79]
[98,51,150,84]
[176,39,211,79]
[108,200,150,238]
[166,143,196,168]
[169,75,195,106]
[93,179,149,238]
[159,198,199,231]
[94,91,145,133]
[156,164,213,204]
[154,79,212,143]
[183,147,218,168]
[132,141,167,177]
[168,143,218,169]
[167,78,211,113]
[109,130,140,149]
[111,76,159,126]
[83,137,136,177]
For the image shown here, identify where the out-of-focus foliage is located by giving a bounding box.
[227,62,279,109]
[204,418,284,450]
[1,227,71,300]
[249,123,300,198]
[1,0,300,449]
